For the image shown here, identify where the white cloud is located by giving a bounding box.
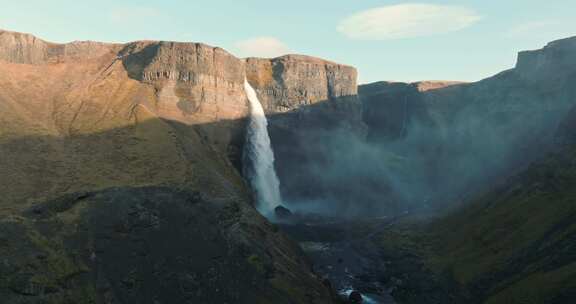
[504,20,576,40]
[108,7,162,24]
[233,37,290,58]
[338,3,481,40]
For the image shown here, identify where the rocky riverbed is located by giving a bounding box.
[279,216,399,303]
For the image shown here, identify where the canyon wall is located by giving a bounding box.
[355,36,576,211]
[245,56,365,213]
[0,29,360,209]
[0,29,360,303]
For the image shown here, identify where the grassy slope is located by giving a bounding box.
[0,48,248,212]
[373,145,576,303]
[433,145,576,303]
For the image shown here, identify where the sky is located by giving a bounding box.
[1,0,575,83]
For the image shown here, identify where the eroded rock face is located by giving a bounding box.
[516,36,576,83]
[246,55,363,138]
[120,41,247,125]
[0,29,115,64]
[245,55,358,113]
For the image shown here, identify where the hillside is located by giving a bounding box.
[371,105,576,303]
[364,42,576,302]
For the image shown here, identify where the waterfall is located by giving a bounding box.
[242,78,282,216]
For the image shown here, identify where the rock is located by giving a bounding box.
[0,29,114,64]
[348,290,363,303]
[245,55,360,115]
[321,278,332,290]
[0,29,359,213]
[274,205,293,219]
[516,36,576,82]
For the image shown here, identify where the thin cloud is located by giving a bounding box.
[504,20,576,40]
[233,37,290,58]
[338,3,481,40]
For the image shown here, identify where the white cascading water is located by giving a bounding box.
[243,78,282,216]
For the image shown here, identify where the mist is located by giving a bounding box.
[268,73,576,218]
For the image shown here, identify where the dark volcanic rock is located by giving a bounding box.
[274,205,293,219]
[348,290,363,303]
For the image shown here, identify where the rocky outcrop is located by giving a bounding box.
[120,41,247,125]
[245,55,358,113]
[0,29,115,64]
[516,36,576,83]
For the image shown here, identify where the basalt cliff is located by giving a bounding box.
[0,29,360,303]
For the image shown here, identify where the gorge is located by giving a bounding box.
[0,28,575,303]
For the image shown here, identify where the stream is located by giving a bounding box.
[279,217,398,303]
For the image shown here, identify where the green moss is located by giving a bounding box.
[372,148,576,302]
[247,254,266,275]
[269,276,312,304]
[25,228,89,288]
[485,262,576,304]
[68,284,98,304]
[29,274,59,290]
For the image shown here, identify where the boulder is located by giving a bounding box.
[349,290,363,303]
[274,205,293,220]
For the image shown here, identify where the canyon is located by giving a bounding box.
[0,28,575,303]
[0,29,355,303]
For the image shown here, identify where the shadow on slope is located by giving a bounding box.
[368,105,576,304]
[0,186,336,304]
[0,114,343,303]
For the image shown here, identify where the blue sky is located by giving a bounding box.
[1,0,575,83]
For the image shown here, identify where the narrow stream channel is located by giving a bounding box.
[280,218,398,303]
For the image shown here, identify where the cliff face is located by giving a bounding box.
[244,56,365,211]
[0,29,115,64]
[0,30,359,208]
[245,55,358,114]
[0,29,359,303]
[357,36,576,210]
[120,41,247,124]
[516,36,576,83]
